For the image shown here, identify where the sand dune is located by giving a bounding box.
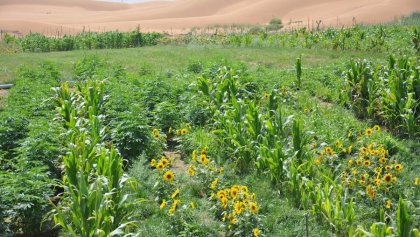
[0,0,418,35]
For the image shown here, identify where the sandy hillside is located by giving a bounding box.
[0,0,419,35]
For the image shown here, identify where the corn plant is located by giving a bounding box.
[296,56,302,89]
[50,79,142,236]
[341,59,379,119]
[292,118,313,165]
[383,57,419,137]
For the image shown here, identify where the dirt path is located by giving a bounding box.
[164,151,188,173]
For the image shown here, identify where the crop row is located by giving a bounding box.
[2,29,162,52]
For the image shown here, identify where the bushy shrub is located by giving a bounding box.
[0,159,54,236]
[0,116,29,160]
[109,110,163,163]
[153,101,181,132]
[17,119,63,178]
[74,56,105,80]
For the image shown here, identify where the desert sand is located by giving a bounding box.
[0,0,419,35]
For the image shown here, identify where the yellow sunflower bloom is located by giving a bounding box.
[150,159,157,167]
[386,200,391,209]
[249,202,258,214]
[187,165,196,176]
[160,199,166,210]
[171,189,180,199]
[211,178,219,190]
[415,177,420,186]
[234,201,243,214]
[163,171,175,182]
[384,173,392,185]
[230,187,239,200]
[365,128,373,136]
[156,162,164,171]
[253,227,260,237]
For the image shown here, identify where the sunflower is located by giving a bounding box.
[171,189,180,199]
[253,227,260,237]
[264,93,270,100]
[163,171,175,182]
[201,147,207,155]
[414,177,419,186]
[217,190,226,201]
[180,128,188,135]
[251,193,256,201]
[386,200,391,209]
[368,189,376,200]
[374,178,381,186]
[249,202,258,214]
[395,164,403,172]
[150,159,157,167]
[168,207,175,215]
[335,140,343,148]
[325,147,333,155]
[364,160,371,167]
[348,159,354,166]
[384,173,392,185]
[359,179,366,186]
[156,162,164,171]
[160,199,166,210]
[385,165,392,171]
[222,197,228,209]
[366,184,372,194]
[348,145,352,154]
[161,156,169,165]
[187,165,196,176]
[314,158,321,165]
[190,201,196,209]
[230,218,238,225]
[373,125,380,132]
[379,157,386,164]
[230,187,239,200]
[303,107,309,113]
[210,178,219,190]
[234,201,243,214]
[192,150,197,162]
[172,199,180,212]
[200,154,208,166]
[361,147,368,154]
[365,128,373,136]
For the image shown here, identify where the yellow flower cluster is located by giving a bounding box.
[214,185,260,235]
[150,156,172,174]
[160,189,182,215]
[341,141,404,203]
[186,147,262,236]
[187,147,223,180]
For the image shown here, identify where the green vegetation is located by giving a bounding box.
[0,17,419,237]
[2,28,162,52]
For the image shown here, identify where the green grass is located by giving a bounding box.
[0,45,387,84]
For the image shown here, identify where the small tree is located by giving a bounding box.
[266,18,283,32]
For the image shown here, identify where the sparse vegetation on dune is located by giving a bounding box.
[0,14,419,237]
